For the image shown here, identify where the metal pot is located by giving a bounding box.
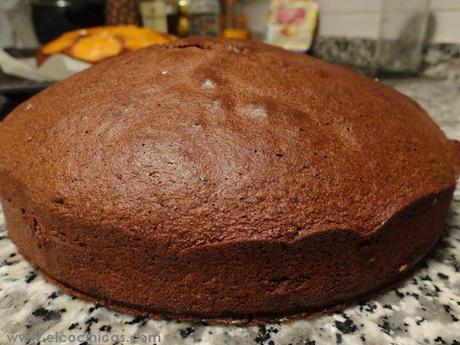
[31,0,105,44]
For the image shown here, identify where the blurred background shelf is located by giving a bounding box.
[0,0,459,120]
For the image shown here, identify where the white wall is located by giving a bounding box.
[0,0,38,48]
[242,0,460,44]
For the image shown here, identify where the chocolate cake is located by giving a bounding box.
[0,38,459,324]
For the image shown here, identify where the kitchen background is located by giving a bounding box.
[2,0,460,47]
[0,0,459,119]
[1,2,460,344]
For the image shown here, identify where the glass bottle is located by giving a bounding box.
[376,0,430,75]
[176,0,190,37]
[138,0,168,32]
[222,0,249,39]
[188,0,220,37]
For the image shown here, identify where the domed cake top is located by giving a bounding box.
[0,38,456,249]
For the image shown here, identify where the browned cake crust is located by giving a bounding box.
[0,38,458,324]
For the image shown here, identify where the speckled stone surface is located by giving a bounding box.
[312,37,460,78]
[1,76,460,344]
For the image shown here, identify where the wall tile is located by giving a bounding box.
[240,0,460,43]
[318,13,380,38]
[431,10,460,42]
[318,0,381,13]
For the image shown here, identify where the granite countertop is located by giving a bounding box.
[1,76,460,345]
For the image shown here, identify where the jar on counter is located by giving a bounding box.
[188,0,220,37]
[375,0,430,76]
